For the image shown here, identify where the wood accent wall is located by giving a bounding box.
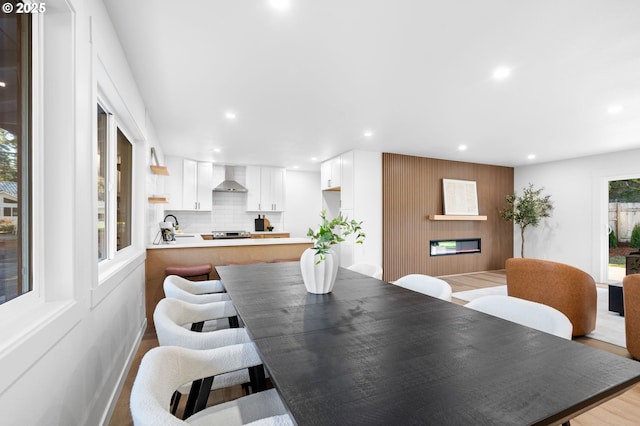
[382,153,513,281]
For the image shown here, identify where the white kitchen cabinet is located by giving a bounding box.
[320,155,342,190]
[340,151,354,210]
[320,150,382,268]
[246,166,286,212]
[164,156,213,210]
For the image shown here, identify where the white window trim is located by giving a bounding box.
[0,1,82,396]
[93,57,146,307]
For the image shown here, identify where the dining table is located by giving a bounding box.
[216,262,640,425]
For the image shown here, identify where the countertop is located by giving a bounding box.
[148,233,310,249]
[250,231,289,235]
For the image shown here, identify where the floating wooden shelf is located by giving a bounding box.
[428,215,487,221]
[149,147,170,175]
[150,165,169,176]
[148,196,168,203]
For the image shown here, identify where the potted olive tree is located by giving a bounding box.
[500,183,553,258]
[301,210,365,294]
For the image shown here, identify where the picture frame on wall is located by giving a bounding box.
[442,179,479,215]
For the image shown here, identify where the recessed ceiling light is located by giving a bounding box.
[608,105,623,115]
[527,154,536,160]
[292,165,299,169]
[458,144,467,151]
[311,157,317,162]
[363,130,374,138]
[269,0,291,10]
[213,148,221,153]
[0,82,5,88]
[225,111,237,120]
[492,67,512,80]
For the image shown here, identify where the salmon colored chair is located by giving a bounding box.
[623,274,640,359]
[506,258,597,337]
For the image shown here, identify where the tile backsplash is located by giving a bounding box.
[165,191,284,233]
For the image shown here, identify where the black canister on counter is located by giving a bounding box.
[254,215,265,231]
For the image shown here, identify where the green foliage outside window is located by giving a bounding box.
[609,228,618,248]
[631,223,640,250]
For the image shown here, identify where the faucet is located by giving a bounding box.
[163,214,179,230]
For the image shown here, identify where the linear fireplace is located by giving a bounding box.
[430,238,481,256]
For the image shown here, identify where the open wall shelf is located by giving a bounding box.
[428,215,487,221]
[148,196,168,203]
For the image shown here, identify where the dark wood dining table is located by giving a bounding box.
[216,262,640,425]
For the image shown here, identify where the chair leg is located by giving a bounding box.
[170,391,181,415]
[241,382,250,395]
[190,321,204,332]
[228,315,239,328]
[248,365,267,392]
[183,380,202,419]
[194,376,214,414]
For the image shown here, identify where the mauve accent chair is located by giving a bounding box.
[623,274,640,360]
[505,258,597,337]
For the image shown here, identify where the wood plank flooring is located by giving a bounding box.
[110,270,640,425]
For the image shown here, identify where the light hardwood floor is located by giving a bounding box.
[110,270,640,425]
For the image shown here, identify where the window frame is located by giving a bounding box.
[93,58,145,306]
[0,0,82,396]
[95,94,138,275]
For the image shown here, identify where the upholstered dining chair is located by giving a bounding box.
[393,274,453,301]
[465,295,573,340]
[164,274,227,303]
[346,263,383,279]
[505,258,597,337]
[130,344,294,426]
[153,298,258,418]
[623,274,640,360]
[164,275,236,330]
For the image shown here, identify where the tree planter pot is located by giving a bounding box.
[300,248,339,294]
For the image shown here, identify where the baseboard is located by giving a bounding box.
[100,318,147,426]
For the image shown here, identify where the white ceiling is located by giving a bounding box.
[103,0,640,171]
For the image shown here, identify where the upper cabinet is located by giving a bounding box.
[246,166,286,212]
[165,156,213,210]
[321,155,342,190]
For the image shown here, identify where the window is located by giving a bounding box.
[97,104,132,262]
[0,7,31,305]
[116,129,132,250]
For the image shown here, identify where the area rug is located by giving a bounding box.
[452,286,625,347]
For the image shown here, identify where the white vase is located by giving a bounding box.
[300,247,339,294]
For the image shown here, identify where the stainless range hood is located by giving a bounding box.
[213,166,248,193]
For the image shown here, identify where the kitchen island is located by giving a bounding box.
[145,235,312,329]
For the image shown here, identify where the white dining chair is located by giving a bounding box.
[164,275,235,330]
[346,263,383,280]
[164,274,227,303]
[130,344,294,426]
[393,274,453,301]
[153,298,256,418]
[465,295,573,340]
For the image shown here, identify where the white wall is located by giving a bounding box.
[0,0,152,424]
[285,170,322,238]
[514,147,640,282]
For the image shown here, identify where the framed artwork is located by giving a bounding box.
[442,179,479,215]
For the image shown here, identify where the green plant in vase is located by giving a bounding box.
[306,210,365,263]
[301,210,365,294]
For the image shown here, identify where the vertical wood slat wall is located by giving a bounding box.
[382,153,514,281]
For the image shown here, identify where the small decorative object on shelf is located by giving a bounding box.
[301,210,365,294]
